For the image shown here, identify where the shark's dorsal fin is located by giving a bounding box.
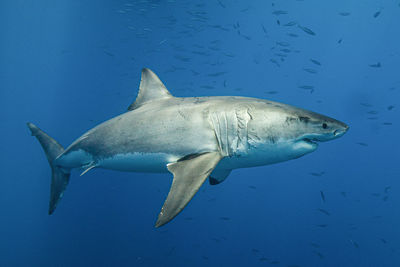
[128,68,173,110]
[155,151,223,227]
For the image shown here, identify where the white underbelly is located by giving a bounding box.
[218,141,316,170]
[99,152,180,173]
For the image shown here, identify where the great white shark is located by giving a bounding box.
[27,68,348,227]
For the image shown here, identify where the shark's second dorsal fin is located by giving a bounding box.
[128,68,173,110]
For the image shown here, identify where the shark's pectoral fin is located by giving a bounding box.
[155,151,223,227]
[209,168,232,185]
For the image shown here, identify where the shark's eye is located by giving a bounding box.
[322,123,328,129]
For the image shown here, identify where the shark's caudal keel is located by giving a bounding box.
[28,68,349,227]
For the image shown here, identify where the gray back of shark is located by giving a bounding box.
[27,68,349,227]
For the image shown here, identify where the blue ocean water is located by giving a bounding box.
[1,0,400,266]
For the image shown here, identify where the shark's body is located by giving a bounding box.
[28,68,348,227]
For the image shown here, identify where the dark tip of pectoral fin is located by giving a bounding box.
[155,151,223,227]
[209,176,219,185]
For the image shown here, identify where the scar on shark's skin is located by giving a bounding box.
[27,68,349,227]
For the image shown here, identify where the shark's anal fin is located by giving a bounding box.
[155,151,223,227]
[209,168,232,185]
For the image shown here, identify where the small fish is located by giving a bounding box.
[284,21,297,26]
[270,58,280,67]
[369,62,381,68]
[272,10,288,15]
[356,142,368,146]
[387,105,395,110]
[276,41,290,47]
[313,251,325,259]
[303,68,317,74]
[384,186,391,193]
[340,192,347,197]
[320,191,325,203]
[208,46,220,51]
[310,171,324,177]
[200,85,214,89]
[287,33,298,37]
[191,51,210,56]
[274,53,288,58]
[103,50,115,57]
[310,59,321,66]
[349,239,359,248]
[220,217,231,221]
[248,185,257,189]
[317,208,330,216]
[208,72,227,77]
[277,20,280,25]
[251,248,260,253]
[241,34,251,40]
[281,48,291,53]
[383,122,392,125]
[298,85,314,90]
[367,110,379,114]
[261,24,268,34]
[339,12,351,16]
[266,91,278,95]
[373,11,381,18]
[380,238,387,244]
[298,25,316,35]
[174,55,190,62]
[222,52,235,58]
[338,38,343,44]
[217,0,225,8]
[316,224,328,228]
[360,102,373,107]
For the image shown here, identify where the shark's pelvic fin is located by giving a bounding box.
[209,168,232,185]
[128,68,173,111]
[27,122,70,215]
[155,151,223,227]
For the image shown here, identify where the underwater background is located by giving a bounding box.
[1,0,400,266]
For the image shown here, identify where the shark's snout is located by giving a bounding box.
[333,123,349,138]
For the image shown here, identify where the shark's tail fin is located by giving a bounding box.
[27,122,70,214]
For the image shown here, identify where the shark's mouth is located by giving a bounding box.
[303,138,318,145]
